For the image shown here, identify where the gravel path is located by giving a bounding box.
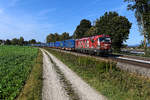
[41,49,69,100]
[42,49,107,100]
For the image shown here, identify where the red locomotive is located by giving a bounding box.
[75,34,111,55]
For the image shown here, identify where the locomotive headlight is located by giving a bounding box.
[98,39,100,49]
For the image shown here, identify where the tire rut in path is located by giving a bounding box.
[45,51,80,100]
[41,50,69,100]
[43,49,107,100]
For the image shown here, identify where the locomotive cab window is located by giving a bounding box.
[105,37,111,42]
[99,37,111,42]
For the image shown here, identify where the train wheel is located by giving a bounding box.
[96,52,100,56]
[99,53,104,57]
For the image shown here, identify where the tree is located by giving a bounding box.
[37,41,41,44]
[29,39,36,44]
[73,19,92,39]
[95,12,132,52]
[53,33,60,41]
[124,0,150,50]
[24,41,29,45]
[46,33,55,43]
[95,12,119,35]
[11,38,19,45]
[0,40,4,45]
[5,39,11,45]
[60,32,70,40]
[46,32,68,43]
[18,37,24,46]
[85,26,97,37]
[138,40,145,48]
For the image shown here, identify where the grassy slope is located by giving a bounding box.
[17,49,43,100]
[46,48,150,100]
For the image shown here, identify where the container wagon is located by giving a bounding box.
[64,39,75,50]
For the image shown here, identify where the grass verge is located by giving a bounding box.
[46,48,150,100]
[17,49,43,100]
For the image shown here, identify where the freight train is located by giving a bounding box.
[31,34,112,55]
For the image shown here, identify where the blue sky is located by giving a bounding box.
[0,0,143,45]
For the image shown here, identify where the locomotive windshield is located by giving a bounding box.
[99,37,111,42]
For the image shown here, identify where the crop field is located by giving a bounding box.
[46,48,150,100]
[0,46,38,100]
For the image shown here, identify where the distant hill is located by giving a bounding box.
[128,44,140,47]
[127,44,150,47]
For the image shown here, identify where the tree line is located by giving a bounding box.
[46,32,71,43]
[0,37,39,46]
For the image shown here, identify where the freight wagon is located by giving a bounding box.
[64,39,75,50]
[49,42,55,47]
[60,41,65,49]
[55,41,61,48]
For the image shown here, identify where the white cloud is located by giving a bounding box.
[0,10,54,41]
[0,0,57,42]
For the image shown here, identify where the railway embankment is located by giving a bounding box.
[117,61,150,77]
[45,48,150,100]
[109,55,150,77]
[50,48,150,78]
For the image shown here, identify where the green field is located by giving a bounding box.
[0,46,38,100]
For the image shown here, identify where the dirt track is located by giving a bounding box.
[41,48,107,100]
[41,49,69,100]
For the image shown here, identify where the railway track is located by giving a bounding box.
[107,54,150,69]
[46,48,150,69]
